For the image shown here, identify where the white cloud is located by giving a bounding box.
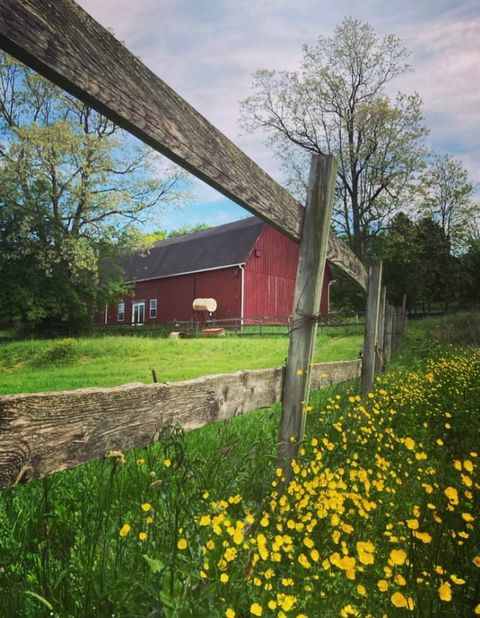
[76,0,480,212]
[393,14,480,191]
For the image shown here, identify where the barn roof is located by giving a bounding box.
[123,216,266,281]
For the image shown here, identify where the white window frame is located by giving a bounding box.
[132,301,145,325]
[117,301,125,322]
[150,298,158,319]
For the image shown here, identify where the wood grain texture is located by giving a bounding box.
[0,0,367,290]
[361,262,383,393]
[383,304,394,367]
[278,154,336,470]
[375,286,387,374]
[0,360,360,489]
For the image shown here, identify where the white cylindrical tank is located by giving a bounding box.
[192,298,217,313]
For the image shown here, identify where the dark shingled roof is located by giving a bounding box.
[123,216,265,281]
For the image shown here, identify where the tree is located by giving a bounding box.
[143,223,210,245]
[419,154,476,252]
[240,18,428,260]
[458,239,480,306]
[371,213,423,307]
[0,52,189,332]
[370,213,457,310]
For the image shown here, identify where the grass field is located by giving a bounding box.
[0,315,479,617]
[0,324,363,395]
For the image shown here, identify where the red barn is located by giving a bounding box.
[103,217,332,325]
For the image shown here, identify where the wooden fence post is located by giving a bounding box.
[383,304,394,367]
[393,306,403,348]
[400,293,407,337]
[375,286,387,375]
[391,307,398,350]
[361,261,383,393]
[277,154,337,477]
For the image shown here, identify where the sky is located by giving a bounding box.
[76,0,479,232]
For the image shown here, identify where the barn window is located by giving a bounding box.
[117,301,125,322]
[150,298,158,319]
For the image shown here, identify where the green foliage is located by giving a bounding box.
[37,338,77,365]
[419,154,476,252]
[457,239,480,306]
[371,213,457,308]
[143,223,210,247]
[166,223,210,238]
[0,52,189,334]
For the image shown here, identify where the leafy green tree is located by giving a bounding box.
[370,213,457,311]
[419,154,476,252]
[371,213,423,307]
[415,216,456,308]
[143,223,210,245]
[458,240,480,306]
[240,18,428,260]
[0,52,189,332]
[166,223,210,238]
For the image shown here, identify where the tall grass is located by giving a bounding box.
[0,317,478,616]
[0,326,363,395]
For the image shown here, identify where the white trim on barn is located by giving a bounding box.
[125,262,245,284]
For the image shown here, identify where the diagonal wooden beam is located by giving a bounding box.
[0,0,367,290]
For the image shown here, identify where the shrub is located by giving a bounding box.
[38,338,77,364]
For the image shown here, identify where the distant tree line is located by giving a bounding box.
[331,212,480,313]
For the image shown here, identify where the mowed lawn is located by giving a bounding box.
[0,326,363,395]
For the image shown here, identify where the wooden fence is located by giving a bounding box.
[0,360,361,489]
[96,314,366,337]
[0,1,408,489]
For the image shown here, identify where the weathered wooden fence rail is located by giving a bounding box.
[0,359,360,490]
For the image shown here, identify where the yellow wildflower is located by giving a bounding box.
[444,487,459,504]
[413,531,432,544]
[377,580,389,592]
[119,523,131,537]
[389,548,407,565]
[391,592,414,610]
[450,575,465,585]
[438,581,452,601]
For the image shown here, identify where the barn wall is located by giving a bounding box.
[104,267,241,325]
[244,226,331,322]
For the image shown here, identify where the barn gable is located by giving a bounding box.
[123,217,265,282]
